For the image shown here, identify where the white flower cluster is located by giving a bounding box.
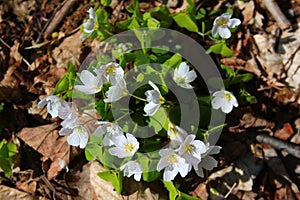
[74,62,127,102]
[38,60,238,182]
[38,96,89,149]
[157,123,221,181]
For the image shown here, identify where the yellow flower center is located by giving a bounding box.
[175,75,186,84]
[105,65,117,75]
[217,18,228,27]
[93,86,101,91]
[184,144,194,154]
[167,153,178,164]
[124,143,135,153]
[224,93,232,101]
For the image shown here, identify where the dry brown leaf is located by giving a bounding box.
[0,185,34,200]
[274,123,294,141]
[52,31,82,68]
[238,0,255,24]
[208,152,263,195]
[16,180,37,195]
[17,124,70,179]
[69,161,123,200]
[69,161,161,200]
[191,183,208,200]
[10,40,22,63]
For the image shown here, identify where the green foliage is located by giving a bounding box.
[172,12,199,33]
[148,107,168,133]
[0,140,17,177]
[53,62,76,96]
[100,0,111,6]
[206,42,234,57]
[163,181,201,200]
[98,170,123,194]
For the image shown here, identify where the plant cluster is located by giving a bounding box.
[35,0,257,199]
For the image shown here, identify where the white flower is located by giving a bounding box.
[167,123,188,149]
[194,144,221,177]
[178,135,207,169]
[120,161,143,181]
[37,95,67,118]
[93,121,123,146]
[58,102,79,129]
[81,7,97,39]
[173,62,197,89]
[212,13,241,39]
[60,125,89,149]
[104,78,127,103]
[74,70,103,94]
[211,90,238,113]
[96,62,124,85]
[157,148,190,182]
[143,81,163,116]
[108,133,139,158]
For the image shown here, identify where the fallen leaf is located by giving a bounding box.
[238,0,255,24]
[208,152,263,194]
[274,123,294,141]
[191,183,208,200]
[16,180,37,195]
[17,124,70,179]
[0,185,34,200]
[10,41,22,64]
[52,31,82,69]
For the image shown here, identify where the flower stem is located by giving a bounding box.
[129,93,147,102]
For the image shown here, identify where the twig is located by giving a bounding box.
[224,182,237,199]
[256,134,300,158]
[263,0,291,30]
[44,0,77,38]
[0,38,31,68]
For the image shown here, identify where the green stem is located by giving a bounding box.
[129,93,147,102]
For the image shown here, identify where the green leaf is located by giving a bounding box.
[151,6,172,27]
[0,140,17,177]
[98,170,123,194]
[85,135,103,161]
[180,192,202,200]
[100,0,111,6]
[172,12,199,32]
[206,43,234,57]
[96,8,109,24]
[136,74,144,82]
[53,62,76,95]
[163,53,182,68]
[126,0,141,18]
[163,181,179,200]
[149,108,168,133]
[231,73,254,84]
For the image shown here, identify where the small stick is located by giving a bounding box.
[263,0,291,30]
[256,134,300,158]
[44,0,77,38]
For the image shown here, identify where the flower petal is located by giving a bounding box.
[218,27,231,39]
[143,102,160,116]
[201,156,218,170]
[185,70,197,82]
[163,166,178,182]
[228,18,241,28]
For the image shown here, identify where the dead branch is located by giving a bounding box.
[263,0,291,30]
[44,0,77,39]
[256,134,300,158]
